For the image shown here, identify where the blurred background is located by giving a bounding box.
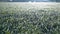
[0,0,59,2]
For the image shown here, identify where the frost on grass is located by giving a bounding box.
[0,2,60,34]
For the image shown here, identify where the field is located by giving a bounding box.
[0,2,60,34]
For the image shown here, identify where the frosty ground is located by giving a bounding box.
[0,2,60,34]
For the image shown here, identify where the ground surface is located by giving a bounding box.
[0,2,60,34]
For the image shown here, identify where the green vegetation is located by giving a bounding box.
[0,2,60,34]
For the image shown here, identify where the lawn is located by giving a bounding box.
[0,2,60,34]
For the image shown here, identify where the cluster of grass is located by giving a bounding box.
[0,3,60,34]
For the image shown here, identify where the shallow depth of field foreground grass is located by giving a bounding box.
[0,2,60,34]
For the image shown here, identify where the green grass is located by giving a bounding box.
[0,2,60,34]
